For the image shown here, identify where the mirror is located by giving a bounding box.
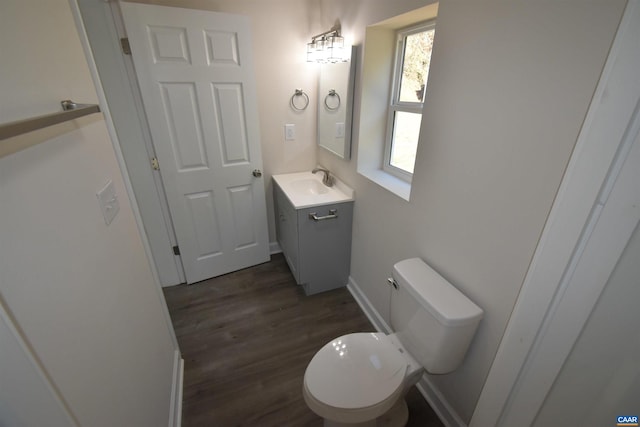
[317,46,357,159]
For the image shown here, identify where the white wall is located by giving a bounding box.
[0,1,178,425]
[316,0,626,423]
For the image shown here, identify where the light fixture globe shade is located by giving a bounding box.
[306,40,317,62]
[327,34,346,62]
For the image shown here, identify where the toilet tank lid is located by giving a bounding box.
[393,258,483,327]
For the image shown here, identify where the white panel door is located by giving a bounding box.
[121,2,269,284]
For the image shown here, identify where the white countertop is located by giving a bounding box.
[272,171,354,209]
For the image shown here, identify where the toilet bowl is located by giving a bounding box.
[303,258,484,427]
[303,332,423,427]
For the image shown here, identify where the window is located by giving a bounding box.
[357,4,438,200]
[383,21,436,181]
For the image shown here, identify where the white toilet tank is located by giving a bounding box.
[391,258,483,374]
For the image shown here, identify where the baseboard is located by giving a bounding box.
[346,276,391,333]
[269,241,282,255]
[417,378,467,427]
[169,350,184,427]
[346,276,466,427]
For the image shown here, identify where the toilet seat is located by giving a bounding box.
[303,332,408,423]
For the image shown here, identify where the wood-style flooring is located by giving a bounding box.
[163,253,444,427]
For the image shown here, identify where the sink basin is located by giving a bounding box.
[273,171,354,209]
[290,179,329,195]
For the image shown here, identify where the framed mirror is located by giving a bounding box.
[317,46,357,159]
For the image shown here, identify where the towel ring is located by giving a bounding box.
[290,89,309,111]
[324,89,341,111]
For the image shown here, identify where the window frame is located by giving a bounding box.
[383,20,436,182]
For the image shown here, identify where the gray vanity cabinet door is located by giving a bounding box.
[297,202,353,295]
[274,181,354,295]
[274,184,299,282]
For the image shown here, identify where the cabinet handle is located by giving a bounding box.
[309,209,338,221]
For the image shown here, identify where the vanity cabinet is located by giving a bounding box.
[274,182,353,295]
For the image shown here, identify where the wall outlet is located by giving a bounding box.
[97,180,120,226]
[285,124,296,141]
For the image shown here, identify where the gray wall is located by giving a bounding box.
[316,0,626,422]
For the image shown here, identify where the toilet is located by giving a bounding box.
[303,258,483,427]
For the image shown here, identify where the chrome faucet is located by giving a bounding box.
[312,167,334,187]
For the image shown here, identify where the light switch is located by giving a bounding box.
[97,180,120,226]
[285,124,296,141]
[335,122,345,138]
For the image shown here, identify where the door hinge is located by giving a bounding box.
[120,37,132,55]
[173,245,180,256]
[151,157,160,170]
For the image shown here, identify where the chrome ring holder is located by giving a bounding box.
[324,89,341,111]
[290,89,309,111]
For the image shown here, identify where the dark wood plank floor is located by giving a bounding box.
[163,253,444,427]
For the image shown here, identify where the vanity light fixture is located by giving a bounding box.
[307,24,349,63]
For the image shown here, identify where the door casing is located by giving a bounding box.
[120,2,270,284]
[75,0,271,286]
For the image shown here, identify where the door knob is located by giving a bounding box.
[252,169,262,177]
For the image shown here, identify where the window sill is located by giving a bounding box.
[359,168,411,201]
